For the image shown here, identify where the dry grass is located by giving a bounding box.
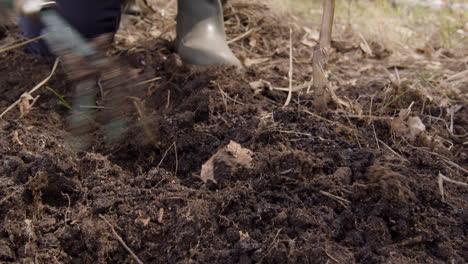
[272,0,467,54]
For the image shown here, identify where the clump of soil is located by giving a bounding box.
[0,1,466,263]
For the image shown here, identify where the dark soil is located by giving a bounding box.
[0,1,466,263]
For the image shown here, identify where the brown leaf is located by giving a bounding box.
[407,116,425,141]
[18,92,39,118]
[200,141,253,184]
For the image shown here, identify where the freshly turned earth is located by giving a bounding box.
[0,1,466,263]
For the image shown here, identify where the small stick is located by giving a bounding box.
[265,228,282,254]
[284,28,294,107]
[216,83,244,105]
[319,190,351,209]
[0,170,41,206]
[156,141,176,169]
[368,95,374,123]
[99,215,144,264]
[372,124,380,150]
[137,76,162,86]
[78,105,108,109]
[227,28,256,44]
[413,147,468,174]
[166,90,171,109]
[302,109,356,131]
[438,172,468,202]
[378,139,410,163]
[438,172,468,186]
[157,208,164,224]
[0,34,46,53]
[0,58,60,119]
[449,108,454,135]
[272,80,313,93]
[174,141,178,177]
[324,247,340,263]
[438,173,445,202]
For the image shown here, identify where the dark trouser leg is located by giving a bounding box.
[19,0,124,56]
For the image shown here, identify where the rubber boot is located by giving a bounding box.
[175,0,241,67]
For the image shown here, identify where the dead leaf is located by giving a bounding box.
[391,118,408,137]
[301,38,317,48]
[358,33,373,56]
[18,92,40,118]
[135,217,151,226]
[302,26,320,41]
[200,141,253,184]
[248,34,258,48]
[407,116,425,141]
[11,130,23,145]
[391,115,426,142]
[353,103,363,116]
[301,26,319,47]
[249,79,272,94]
[359,42,373,56]
[225,141,253,167]
[343,23,354,39]
[398,108,411,120]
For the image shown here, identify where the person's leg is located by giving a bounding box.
[175,0,241,67]
[18,0,124,56]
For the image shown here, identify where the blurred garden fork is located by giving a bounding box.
[0,0,141,150]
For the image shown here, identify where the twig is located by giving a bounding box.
[271,80,313,93]
[264,228,282,255]
[166,90,171,109]
[99,215,144,264]
[0,34,46,53]
[372,124,380,150]
[319,190,351,209]
[156,141,176,169]
[438,172,468,202]
[0,58,60,119]
[0,171,41,206]
[53,256,63,264]
[174,141,178,177]
[438,173,445,202]
[438,172,468,186]
[378,139,410,163]
[78,105,108,109]
[284,28,294,107]
[412,147,468,174]
[217,83,244,105]
[342,114,391,120]
[227,28,256,44]
[325,246,340,263]
[137,76,162,86]
[302,109,356,132]
[277,130,312,137]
